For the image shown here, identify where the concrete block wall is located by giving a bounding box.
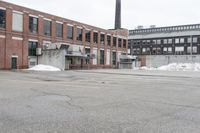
[143,55,200,68]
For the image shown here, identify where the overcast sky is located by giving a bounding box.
[3,0,200,29]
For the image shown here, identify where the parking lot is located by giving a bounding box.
[1,69,200,133]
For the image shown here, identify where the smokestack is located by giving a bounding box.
[115,0,121,29]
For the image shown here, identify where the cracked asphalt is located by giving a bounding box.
[1,69,200,133]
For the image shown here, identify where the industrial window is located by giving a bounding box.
[12,12,23,32]
[187,46,197,54]
[187,38,192,43]
[193,37,198,43]
[100,50,104,65]
[123,39,127,48]
[113,37,117,47]
[43,20,51,36]
[175,46,184,55]
[85,48,90,64]
[100,34,105,45]
[93,32,98,44]
[56,23,63,38]
[157,40,161,44]
[164,39,168,44]
[0,9,6,29]
[175,38,179,44]
[112,52,116,65]
[76,28,82,41]
[118,38,122,48]
[163,47,172,54]
[180,38,185,43]
[29,16,38,34]
[28,41,38,56]
[152,40,156,44]
[107,35,111,46]
[152,47,161,54]
[85,30,90,42]
[168,39,172,44]
[67,26,73,40]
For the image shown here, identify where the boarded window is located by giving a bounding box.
[12,12,23,32]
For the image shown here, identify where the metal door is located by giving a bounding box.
[11,57,17,69]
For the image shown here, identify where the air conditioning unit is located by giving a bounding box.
[36,48,42,56]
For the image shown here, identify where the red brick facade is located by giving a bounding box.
[0,1,128,69]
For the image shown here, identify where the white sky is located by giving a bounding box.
[3,0,200,29]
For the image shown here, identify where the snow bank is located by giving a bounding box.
[157,63,200,71]
[28,64,61,72]
[140,63,200,71]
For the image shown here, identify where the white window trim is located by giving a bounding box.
[11,55,18,58]
[0,7,6,10]
[13,10,23,15]
[77,26,83,29]
[29,39,38,42]
[43,18,52,21]
[12,37,23,41]
[43,41,51,44]
[29,14,39,18]
[67,24,73,26]
[0,35,6,38]
[56,21,63,24]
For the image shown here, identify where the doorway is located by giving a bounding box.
[11,57,17,69]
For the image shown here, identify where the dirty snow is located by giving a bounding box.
[28,64,61,71]
[140,63,200,71]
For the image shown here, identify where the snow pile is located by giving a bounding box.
[28,64,61,72]
[157,63,200,71]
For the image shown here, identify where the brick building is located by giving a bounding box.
[128,24,200,67]
[0,1,128,69]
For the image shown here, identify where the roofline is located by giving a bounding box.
[0,0,121,34]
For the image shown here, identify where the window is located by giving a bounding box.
[168,39,172,44]
[100,34,105,45]
[187,46,197,54]
[112,52,116,65]
[56,23,63,38]
[12,12,23,32]
[142,48,146,53]
[43,20,51,36]
[0,9,6,29]
[175,38,179,44]
[175,46,184,55]
[193,37,198,43]
[100,50,104,65]
[67,25,73,40]
[85,48,90,64]
[152,40,156,44]
[113,37,117,47]
[164,39,168,44]
[152,47,161,54]
[28,41,38,56]
[76,28,82,41]
[188,38,192,43]
[85,30,90,42]
[107,35,111,46]
[29,16,38,34]
[163,47,172,54]
[180,38,185,43]
[93,32,98,44]
[123,39,127,48]
[118,38,122,48]
[157,40,161,44]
